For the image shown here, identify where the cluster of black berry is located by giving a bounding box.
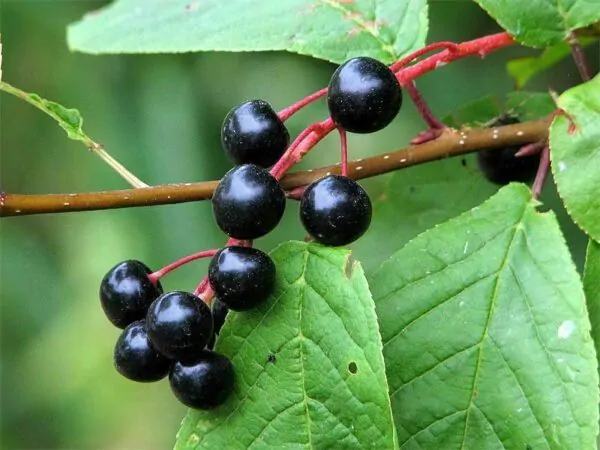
[98,56,403,411]
[477,116,540,185]
[100,260,235,410]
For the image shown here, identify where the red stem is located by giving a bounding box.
[404,81,445,129]
[148,249,218,284]
[396,32,515,84]
[270,32,514,181]
[278,88,328,122]
[338,127,348,176]
[515,141,545,158]
[390,41,460,72]
[270,119,336,180]
[532,146,550,199]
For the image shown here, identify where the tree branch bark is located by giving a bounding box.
[0,117,551,217]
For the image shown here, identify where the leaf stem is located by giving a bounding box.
[0,81,148,188]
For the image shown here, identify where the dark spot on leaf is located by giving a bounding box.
[267,354,276,364]
[461,158,467,167]
[409,186,416,194]
[348,361,358,374]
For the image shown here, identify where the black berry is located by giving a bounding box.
[212,298,229,336]
[300,175,372,246]
[146,291,214,361]
[477,117,540,185]
[114,320,171,382]
[221,100,289,168]
[212,164,286,239]
[207,298,229,349]
[208,246,275,311]
[327,56,402,134]
[169,350,234,410]
[99,260,163,329]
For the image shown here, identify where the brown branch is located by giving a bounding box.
[0,117,552,218]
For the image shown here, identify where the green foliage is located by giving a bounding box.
[550,74,600,242]
[4,1,600,449]
[444,91,555,128]
[351,156,497,274]
[371,184,599,448]
[473,0,600,48]
[584,239,600,370]
[506,39,596,88]
[67,0,428,64]
[177,241,396,449]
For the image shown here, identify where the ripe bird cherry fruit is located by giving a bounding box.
[207,298,229,349]
[114,320,171,382]
[477,117,540,185]
[211,298,229,336]
[208,246,275,311]
[99,260,163,329]
[212,164,286,240]
[327,56,402,134]
[300,175,372,247]
[146,291,214,361]
[169,350,234,410]
[221,100,290,168]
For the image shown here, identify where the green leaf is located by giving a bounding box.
[371,184,599,448]
[550,74,600,242]
[352,90,554,275]
[0,81,91,145]
[443,95,502,128]
[473,0,600,48]
[351,156,498,274]
[444,92,554,128]
[67,0,428,63]
[584,239,600,371]
[504,92,556,121]
[506,39,596,88]
[176,241,397,449]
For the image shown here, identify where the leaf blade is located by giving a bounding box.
[372,184,599,449]
[550,74,600,242]
[176,241,396,449]
[473,0,600,48]
[67,0,428,63]
[583,239,600,372]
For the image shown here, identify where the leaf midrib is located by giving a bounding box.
[459,207,527,449]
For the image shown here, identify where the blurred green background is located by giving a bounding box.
[1,1,597,448]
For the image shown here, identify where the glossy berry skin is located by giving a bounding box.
[207,299,229,349]
[208,246,275,311]
[169,350,235,410]
[327,56,402,134]
[212,164,286,239]
[300,175,372,247]
[212,298,229,336]
[100,260,163,329]
[221,100,290,168]
[146,291,214,361]
[477,117,540,185]
[114,320,171,382]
